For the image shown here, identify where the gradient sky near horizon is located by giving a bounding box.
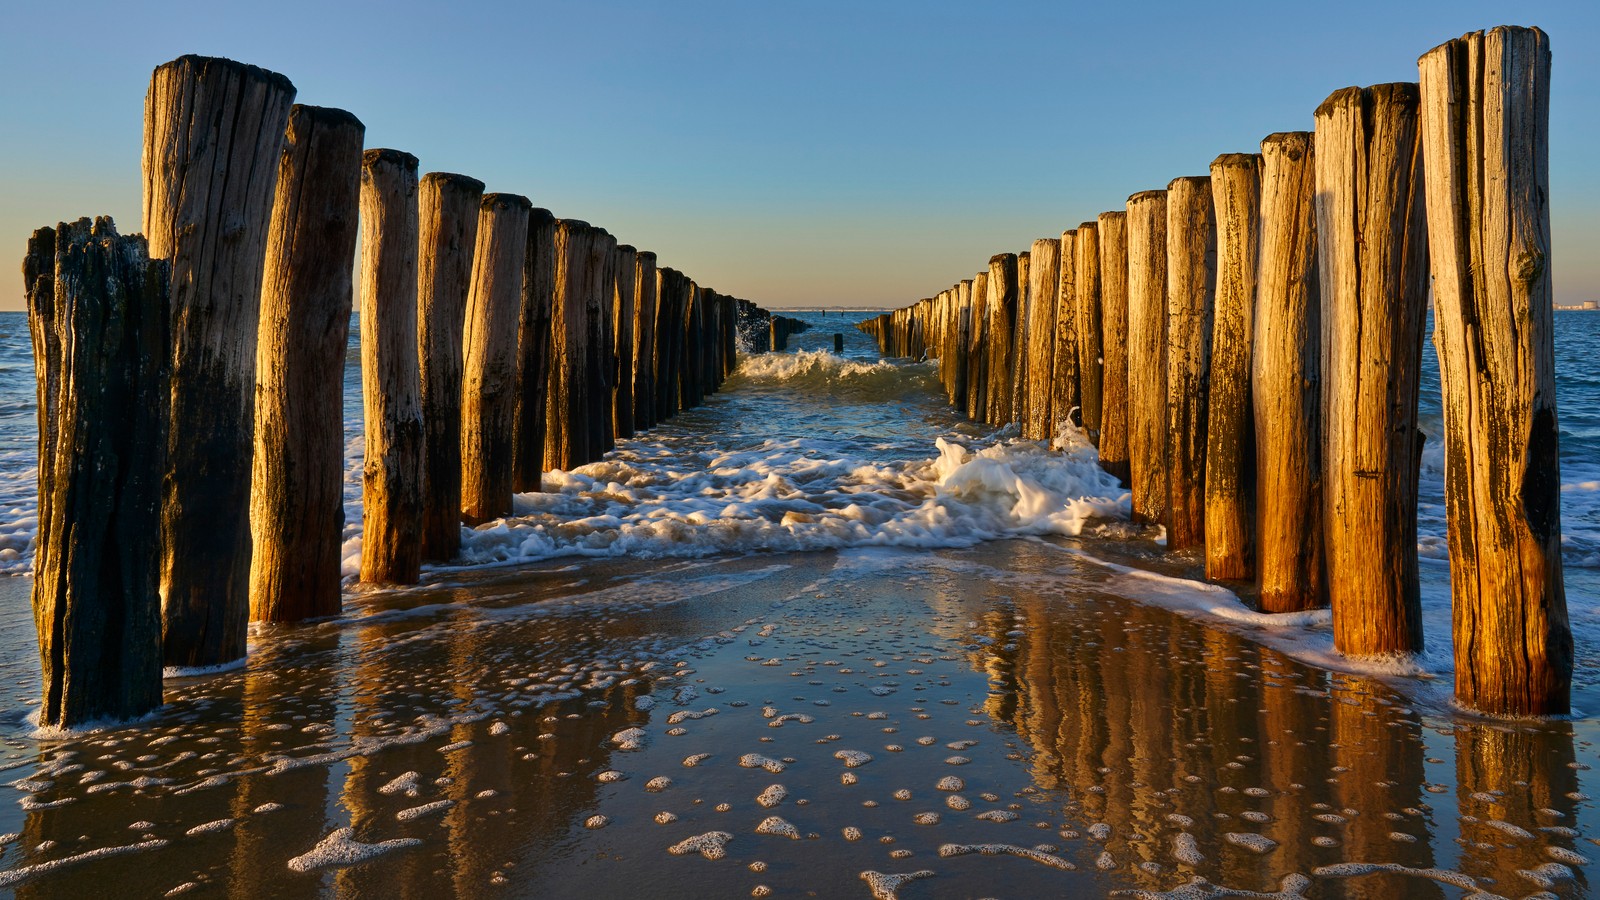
[2,1,1597,311]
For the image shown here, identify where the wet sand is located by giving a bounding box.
[0,538,1594,899]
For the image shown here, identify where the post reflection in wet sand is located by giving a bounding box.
[0,541,1594,898]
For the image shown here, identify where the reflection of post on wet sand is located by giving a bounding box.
[1257,649,1327,885]
[1455,722,1585,895]
[228,629,342,900]
[1328,675,1434,898]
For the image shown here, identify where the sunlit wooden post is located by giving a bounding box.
[1314,83,1428,656]
[1165,176,1216,553]
[358,149,424,586]
[632,250,659,431]
[1075,223,1103,445]
[1204,153,1261,580]
[1011,251,1031,425]
[1097,211,1131,483]
[417,172,484,560]
[1255,132,1326,613]
[547,220,600,471]
[461,193,532,525]
[1420,27,1571,714]
[1024,238,1061,441]
[612,244,638,439]
[1051,230,1080,436]
[1125,191,1169,526]
[249,105,365,620]
[513,207,556,492]
[986,254,1019,425]
[26,218,168,727]
[967,272,988,421]
[594,231,618,457]
[143,54,295,666]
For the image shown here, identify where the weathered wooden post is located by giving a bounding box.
[612,244,638,439]
[953,282,971,410]
[547,220,601,471]
[594,232,619,457]
[1420,27,1571,714]
[1204,154,1262,580]
[1254,132,1326,614]
[655,267,683,419]
[513,208,556,492]
[1165,176,1217,552]
[358,149,424,585]
[632,251,659,431]
[1011,251,1032,425]
[1075,223,1103,445]
[249,106,365,621]
[1051,230,1080,436]
[1315,83,1428,656]
[683,281,704,407]
[1097,211,1131,483]
[416,172,485,560]
[461,193,532,525]
[26,218,168,726]
[835,333,845,353]
[967,273,989,421]
[1023,238,1060,441]
[986,254,1019,425]
[143,54,295,667]
[1126,192,1169,525]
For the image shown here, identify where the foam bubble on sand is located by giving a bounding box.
[976,810,1019,823]
[184,818,234,836]
[755,784,787,808]
[938,842,1075,870]
[396,799,454,821]
[378,772,421,798]
[0,838,170,888]
[683,754,713,767]
[668,831,733,860]
[646,776,673,792]
[1110,874,1312,899]
[287,828,421,872]
[1313,863,1483,892]
[1172,833,1205,866]
[859,869,935,900]
[754,816,800,839]
[612,727,647,750]
[936,776,964,791]
[584,815,610,830]
[596,770,627,783]
[667,709,719,725]
[1224,832,1277,854]
[739,754,786,773]
[834,749,873,768]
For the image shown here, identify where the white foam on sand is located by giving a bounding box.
[287,827,421,872]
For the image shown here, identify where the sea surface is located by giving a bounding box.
[0,309,1595,897]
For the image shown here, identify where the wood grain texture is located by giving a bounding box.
[547,220,601,471]
[1097,211,1131,483]
[595,233,618,458]
[632,251,659,431]
[1011,251,1031,426]
[1165,176,1217,552]
[1125,192,1169,525]
[461,193,531,525]
[611,244,638,439]
[1254,132,1327,613]
[513,208,556,492]
[416,171,484,559]
[1205,154,1261,581]
[143,54,295,666]
[1314,83,1428,657]
[1074,223,1103,445]
[1051,230,1080,437]
[1420,27,1571,714]
[358,149,424,585]
[26,218,168,726]
[985,254,1018,425]
[967,273,988,421]
[1023,238,1061,440]
[249,105,364,621]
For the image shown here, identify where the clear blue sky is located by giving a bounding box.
[2,1,1596,310]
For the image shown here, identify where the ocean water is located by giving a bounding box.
[0,308,1596,688]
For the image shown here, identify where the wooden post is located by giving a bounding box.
[952,282,971,411]
[654,267,683,419]
[358,149,424,585]
[26,218,168,727]
[1023,238,1060,441]
[513,208,556,492]
[594,232,618,457]
[1097,211,1131,483]
[416,172,485,560]
[143,55,295,667]
[683,282,704,407]
[1075,223,1103,445]
[835,333,844,353]
[632,251,659,431]
[612,244,638,440]
[1125,192,1169,526]
[1165,176,1216,552]
[547,220,601,471]
[1011,251,1031,426]
[1204,154,1261,581]
[1254,132,1326,613]
[967,273,988,421]
[1314,83,1428,657]
[1051,230,1080,436]
[249,105,365,621]
[986,254,1019,425]
[461,193,532,525]
[1420,27,1571,714]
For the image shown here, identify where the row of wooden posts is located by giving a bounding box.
[23,54,800,728]
[860,27,1570,718]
